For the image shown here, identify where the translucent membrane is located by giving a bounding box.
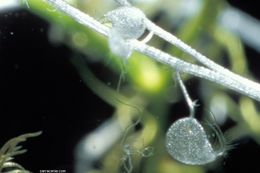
[105,6,146,58]
[105,6,146,39]
[165,117,224,165]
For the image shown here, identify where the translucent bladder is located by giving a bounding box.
[165,72,227,165]
[165,117,227,165]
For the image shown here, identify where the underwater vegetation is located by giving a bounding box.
[1,0,260,173]
[0,132,41,173]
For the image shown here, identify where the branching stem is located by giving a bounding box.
[45,0,260,102]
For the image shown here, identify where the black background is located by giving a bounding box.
[0,1,260,172]
[0,7,113,172]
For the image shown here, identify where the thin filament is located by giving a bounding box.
[176,72,195,117]
[207,111,227,156]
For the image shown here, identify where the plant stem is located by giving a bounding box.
[145,20,257,87]
[176,72,195,117]
[45,0,260,102]
[131,40,260,101]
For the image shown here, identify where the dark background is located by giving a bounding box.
[0,7,113,172]
[0,1,260,172]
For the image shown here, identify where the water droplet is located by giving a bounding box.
[165,117,221,165]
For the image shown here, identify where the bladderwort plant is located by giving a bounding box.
[35,0,260,171]
[166,72,228,165]
[44,0,260,102]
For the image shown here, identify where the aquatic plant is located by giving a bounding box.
[15,0,260,172]
[0,131,42,173]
